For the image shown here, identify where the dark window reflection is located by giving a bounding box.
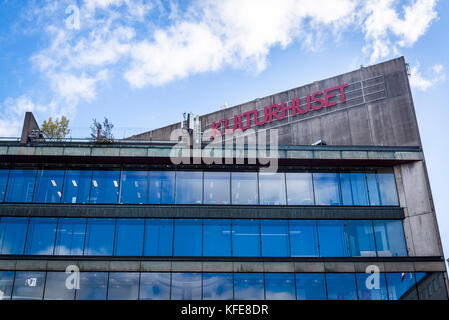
[232,219,260,257]
[108,272,140,300]
[75,272,108,300]
[0,271,14,300]
[0,169,8,202]
[295,273,326,300]
[54,218,86,255]
[313,172,342,205]
[173,219,202,256]
[261,220,289,257]
[231,172,258,205]
[317,220,348,257]
[148,171,175,204]
[326,273,357,300]
[203,172,230,204]
[33,169,64,203]
[119,171,148,204]
[139,272,171,300]
[90,171,120,204]
[340,173,369,205]
[171,273,202,300]
[289,220,319,257]
[0,217,28,255]
[12,271,46,300]
[5,169,37,203]
[203,273,233,300]
[175,172,202,204]
[346,220,376,257]
[144,219,173,256]
[259,173,286,205]
[44,272,75,300]
[234,273,264,300]
[62,170,92,204]
[24,217,57,255]
[114,219,144,256]
[84,218,115,256]
[264,273,295,300]
[286,172,314,205]
[356,272,388,300]
[203,219,231,257]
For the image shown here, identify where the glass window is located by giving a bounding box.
[108,272,140,300]
[295,273,326,300]
[0,217,28,254]
[119,171,148,204]
[261,220,289,257]
[232,219,260,257]
[386,272,417,300]
[171,273,202,300]
[24,217,57,255]
[0,271,14,300]
[203,172,230,204]
[234,273,264,300]
[231,172,258,205]
[265,273,295,300]
[259,172,286,205]
[62,170,92,204]
[75,272,108,300]
[175,171,203,204]
[313,172,341,205]
[317,220,348,257]
[173,219,202,256]
[203,219,231,257]
[203,273,233,300]
[44,272,76,300]
[148,171,175,204]
[326,273,358,300]
[289,220,319,257]
[54,218,86,255]
[356,272,388,300]
[340,173,369,206]
[286,172,314,205]
[366,172,381,205]
[377,171,399,205]
[0,169,9,202]
[33,169,64,203]
[90,170,120,204]
[144,219,173,256]
[114,219,144,256]
[346,220,376,257]
[415,272,448,300]
[373,220,407,257]
[12,271,46,300]
[139,273,171,300]
[5,169,37,203]
[84,218,115,256]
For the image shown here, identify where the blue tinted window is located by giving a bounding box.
[0,271,15,300]
[313,172,341,205]
[289,220,319,257]
[84,218,115,256]
[171,273,202,300]
[62,170,92,204]
[90,171,120,204]
[75,272,108,300]
[5,169,36,203]
[356,272,388,300]
[261,220,289,257]
[108,272,140,300]
[326,273,358,300]
[54,218,86,255]
[203,273,233,300]
[373,220,407,257]
[317,220,348,257]
[386,272,417,300]
[24,217,57,255]
[0,217,28,254]
[231,172,258,205]
[12,271,46,300]
[203,219,231,257]
[203,172,230,204]
[265,273,295,300]
[148,171,175,204]
[0,170,9,202]
[286,172,314,205]
[377,171,399,205]
[234,273,264,300]
[114,219,144,256]
[295,273,326,300]
[340,173,369,205]
[139,273,171,300]
[144,219,173,256]
[173,219,202,256]
[232,219,260,257]
[346,220,376,257]
[33,170,64,203]
[366,172,381,205]
[175,171,203,204]
[259,172,286,205]
[44,272,75,300]
[119,171,148,204]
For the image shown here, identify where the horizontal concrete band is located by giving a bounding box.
[0,204,405,220]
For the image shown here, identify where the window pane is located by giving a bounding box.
[203,219,231,257]
[139,273,171,300]
[366,172,381,205]
[295,273,326,300]
[232,219,260,257]
[171,273,202,300]
[62,170,91,204]
[317,220,348,257]
[261,220,289,257]
[234,273,264,300]
[377,171,399,205]
[54,218,86,255]
[203,273,233,300]
[5,169,36,202]
[119,171,148,204]
[33,169,64,203]
[144,219,173,256]
[0,271,14,300]
[231,172,258,205]
[286,172,314,205]
[173,219,202,256]
[114,219,144,256]
[313,172,341,205]
[203,172,230,204]
[340,173,369,206]
[415,272,448,300]
[24,217,57,255]
[12,271,46,300]
[0,170,9,202]
[259,172,286,205]
[346,220,376,257]
[108,272,140,300]
[175,171,203,205]
[0,217,28,254]
[373,220,407,257]
[326,273,358,300]
[75,272,108,300]
[84,218,115,256]
[44,272,75,300]
[356,273,388,300]
[289,220,319,257]
[386,272,417,300]
[90,171,120,204]
[265,273,295,300]
[148,171,175,204]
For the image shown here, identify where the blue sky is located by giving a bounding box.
[0,0,448,263]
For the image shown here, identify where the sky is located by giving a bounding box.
[0,0,448,264]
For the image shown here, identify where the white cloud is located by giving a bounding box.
[409,62,445,91]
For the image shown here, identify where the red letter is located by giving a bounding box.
[338,83,349,103]
[254,108,268,126]
[281,101,297,119]
[268,104,281,122]
[324,87,338,108]
[212,119,224,137]
[224,115,241,134]
[311,91,324,110]
[241,112,252,130]
[294,97,310,114]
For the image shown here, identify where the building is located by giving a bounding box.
[0,56,447,300]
